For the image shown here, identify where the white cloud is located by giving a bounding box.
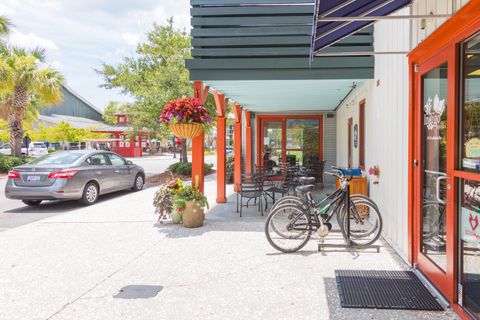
[9,29,59,51]
[121,32,140,46]
[0,0,18,17]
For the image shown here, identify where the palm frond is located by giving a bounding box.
[0,16,12,36]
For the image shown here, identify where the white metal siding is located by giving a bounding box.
[411,0,470,46]
[370,7,410,261]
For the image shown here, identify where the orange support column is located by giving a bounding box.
[233,104,242,192]
[215,93,227,203]
[244,110,253,174]
[192,81,209,192]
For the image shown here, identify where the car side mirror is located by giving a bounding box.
[126,160,133,165]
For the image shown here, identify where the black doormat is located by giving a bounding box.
[335,270,444,311]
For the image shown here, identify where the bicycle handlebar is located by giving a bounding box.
[326,166,353,182]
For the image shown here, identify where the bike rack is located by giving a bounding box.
[317,183,381,253]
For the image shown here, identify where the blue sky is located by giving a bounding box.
[0,0,190,111]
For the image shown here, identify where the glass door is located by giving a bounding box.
[457,32,480,319]
[261,120,284,170]
[285,118,321,167]
[414,46,455,298]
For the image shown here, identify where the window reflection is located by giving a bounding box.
[460,179,480,318]
[462,35,480,172]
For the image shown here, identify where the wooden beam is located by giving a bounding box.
[191,5,313,16]
[186,57,374,70]
[191,0,314,5]
[233,103,242,192]
[214,92,227,118]
[189,68,373,81]
[192,26,312,37]
[244,110,252,174]
[191,16,311,26]
[192,81,206,192]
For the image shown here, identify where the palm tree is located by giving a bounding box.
[0,47,64,156]
[0,16,11,36]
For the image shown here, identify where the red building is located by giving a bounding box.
[92,114,153,158]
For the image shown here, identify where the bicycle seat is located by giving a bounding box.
[299,177,316,185]
[295,185,315,194]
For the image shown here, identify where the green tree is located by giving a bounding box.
[98,19,216,163]
[0,16,12,38]
[0,47,64,156]
[103,101,130,125]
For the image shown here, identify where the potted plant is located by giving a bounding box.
[159,97,212,139]
[153,179,183,224]
[172,182,209,228]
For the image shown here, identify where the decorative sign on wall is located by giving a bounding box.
[461,207,480,245]
[353,124,358,148]
[465,137,480,158]
[424,94,446,140]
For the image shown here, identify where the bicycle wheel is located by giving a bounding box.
[265,204,311,253]
[269,204,310,240]
[270,195,307,212]
[341,199,382,247]
[336,194,379,226]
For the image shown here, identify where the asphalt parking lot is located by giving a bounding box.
[0,153,217,231]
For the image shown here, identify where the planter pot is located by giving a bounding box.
[171,210,182,224]
[169,123,204,139]
[182,201,204,228]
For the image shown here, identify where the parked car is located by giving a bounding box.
[0,143,27,156]
[28,142,48,157]
[5,150,145,206]
[226,146,234,155]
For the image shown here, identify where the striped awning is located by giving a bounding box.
[313,0,412,54]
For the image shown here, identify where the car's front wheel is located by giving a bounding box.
[132,174,144,192]
[22,200,42,206]
[79,182,99,206]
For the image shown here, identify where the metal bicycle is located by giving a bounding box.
[264,167,383,253]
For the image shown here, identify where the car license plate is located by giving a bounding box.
[27,175,41,182]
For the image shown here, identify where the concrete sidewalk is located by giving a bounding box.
[0,179,457,320]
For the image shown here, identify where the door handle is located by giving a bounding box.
[96,171,102,175]
[436,175,448,204]
[114,170,121,173]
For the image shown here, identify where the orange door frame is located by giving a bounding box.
[244,110,253,174]
[358,100,365,170]
[256,114,324,168]
[192,81,209,192]
[215,93,227,203]
[347,117,353,168]
[408,1,480,317]
[413,46,456,302]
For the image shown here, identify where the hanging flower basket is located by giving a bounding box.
[169,122,204,139]
[159,97,212,139]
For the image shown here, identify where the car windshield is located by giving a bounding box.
[33,143,45,147]
[28,152,83,165]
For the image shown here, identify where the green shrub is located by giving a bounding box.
[168,162,214,176]
[0,155,29,173]
[168,162,182,172]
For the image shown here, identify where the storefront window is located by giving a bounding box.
[459,179,480,318]
[286,119,319,150]
[461,34,480,172]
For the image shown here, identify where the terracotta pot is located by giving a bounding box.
[169,123,204,139]
[171,210,182,224]
[182,201,204,228]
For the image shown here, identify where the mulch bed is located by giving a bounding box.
[145,169,216,186]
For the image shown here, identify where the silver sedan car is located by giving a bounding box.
[5,150,145,206]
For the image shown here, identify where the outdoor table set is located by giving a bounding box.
[235,161,325,217]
